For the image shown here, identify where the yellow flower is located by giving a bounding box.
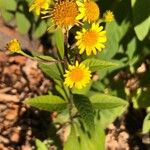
[29,0,50,15]
[103,10,114,23]
[64,61,91,89]
[75,23,107,55]
[6,39,21,53]
[76,0,100,23]
[42,0,79,29]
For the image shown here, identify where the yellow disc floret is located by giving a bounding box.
[6,39,21,53]
[76,0,100,23]
[29,0,50,15]
[75,23,107,55]
[103,10,114,23]
[64,61,91,89]
[43,0,79,29]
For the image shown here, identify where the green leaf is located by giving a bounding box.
[54,28,64,59]
[1,10,14,22]
[131,0,150,40]
[39,63,63,81]
[142,112,150,133]
[16,12,31,34]
[36,139,48,150]
[96,105,127,129]
[64,124,80,150]
[33,20,47,38]
[55,84,68,101]
[53,109,70,124]
[97,21,119,60]
[82,58,119,72]
[136,90,150,108]
[0,0,17,11]
[73,94,95,129]
[90,93,128,109]
[24,95,67,111]
[31,52,56,62]
[126,37,137,60]
[64,120,105,150]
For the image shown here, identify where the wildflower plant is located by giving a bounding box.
[4,0,135,149]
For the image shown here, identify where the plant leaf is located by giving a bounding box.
[16,12,31,34]
[64,120,105,150]
[1,10,14,22]
[142,112,150,133]
[0,0,17,11]
[97,21,119,60]
[82,58,119,72]
[136,89,150,108]
[90,93,128,109]
[39,63,63,81]
[97,105,127,128]
[35,139,48,150]
[73,94,95,130]
[54,28,64,59]
[131,0,150,40]
[24,95,67,111]
[33,20,47,38]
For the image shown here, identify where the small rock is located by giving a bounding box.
[0,104,7,112]
[137,63,146,74]
[0,143,9,150]
[21,144,32,150]
[3,120,11,128]
[13,55,27,65]
[0,135,9,144]
[0,117,4,123]
[10,131,20,143]
[5,110,18,121]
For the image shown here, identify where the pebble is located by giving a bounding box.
[0,143,9,150]
[0,135,9,144]
[3,120,11,127]
[10,131,20,143]
[0,117,4,123]
[0,104,7,112]
[21,144,32,150]
[5,110,18,121]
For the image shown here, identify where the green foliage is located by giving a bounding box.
[89,93,128,109]
[73,94,95,130]
[39,63,63,81]
[89,93,128,128]
[97,21,120,60]
[33,20,47,38]
[64,120,105,150]
[98,106,127,129]
[82,58,119,72]
[142,112,150,133]
[24,95,67,111]
[134,89,150,108]
[131,0,150,41]
[16,12,31,34]
[35,139,48,150]
[54,28,64,59]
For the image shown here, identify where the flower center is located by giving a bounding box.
[85,1,100,22]
[70,68,84,82]
[52,0,78,28]
[82,31,98,47]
